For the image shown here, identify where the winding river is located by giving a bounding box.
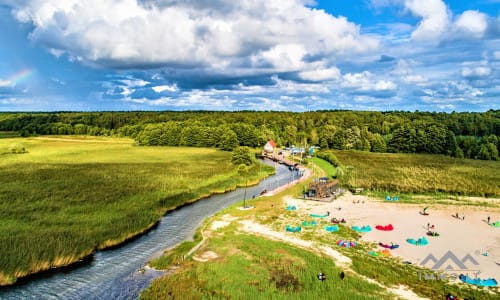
[0,161,296,299]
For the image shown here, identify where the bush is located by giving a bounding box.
[314,151,340,167]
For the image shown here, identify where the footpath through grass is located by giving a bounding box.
[0,137,272,285]
[334,151,500,197]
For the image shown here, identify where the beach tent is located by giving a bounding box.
[286,225,301,233]
[325,225,339,232]
[337,240,357,248]
[406,237,428,246]
[352,225,372,232]
[302,220,317,227]
[375,224,394,231]
[459,274,497,287]
[379,242,399,249]
[286,205,297,211]
[491,221,500,227]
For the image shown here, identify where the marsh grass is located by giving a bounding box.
[0,137,272,285]
[334,151,500,197]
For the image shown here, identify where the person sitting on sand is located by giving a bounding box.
[455,212,459,218]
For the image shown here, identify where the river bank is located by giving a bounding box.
[0,161,295,299]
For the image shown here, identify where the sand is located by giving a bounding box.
[285,192,500,280]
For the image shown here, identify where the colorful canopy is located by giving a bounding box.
[406,237,428,246]
[310,213,329,218]
[302,220,317,227]
[368,249,391,257]
[325,225,339,232]
[375,224,394,231]
[459,274,497,287]
[337,240,357,248]
[352,225,372,232]
[286,225,301,233]
[379,242,399,249]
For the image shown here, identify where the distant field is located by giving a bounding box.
[333,151,500,197]
[0,131,19,138]
[0,137,271,285]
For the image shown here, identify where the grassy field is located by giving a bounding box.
[141,158,498,300]
[332,151,500,197]
[142,231,391,300]
[311,157,337,178]
[0,136,272,285]
[0,131,19,139]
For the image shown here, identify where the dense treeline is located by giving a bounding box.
[1,110,499,160]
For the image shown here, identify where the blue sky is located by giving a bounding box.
[0,0,499,112]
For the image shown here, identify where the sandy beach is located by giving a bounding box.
[284,192,500,280]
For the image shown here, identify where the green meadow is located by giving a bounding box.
[0,136,272,285]
[333,151,500,197]
[142,159,498,300]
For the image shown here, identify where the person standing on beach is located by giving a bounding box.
[487,216,490,224]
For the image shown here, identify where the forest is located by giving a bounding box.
[0,110,499,160]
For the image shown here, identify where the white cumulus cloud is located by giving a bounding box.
[405,0,450,42]
[461,66,491,78]
[298,67,341,82]
[152,84,178,93]
[452,10,488,39]
[6,0,378,75]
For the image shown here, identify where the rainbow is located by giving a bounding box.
[7,69,35,84]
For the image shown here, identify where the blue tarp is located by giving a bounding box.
[286,205,297,211]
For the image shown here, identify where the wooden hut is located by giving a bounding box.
[306,177,339,198]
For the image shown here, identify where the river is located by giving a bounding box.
[0,161,297,299]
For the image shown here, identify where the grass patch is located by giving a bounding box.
[141,233,390,300]
[334,151,500,197]
[312,157,337,178]
[0,137,273,285]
